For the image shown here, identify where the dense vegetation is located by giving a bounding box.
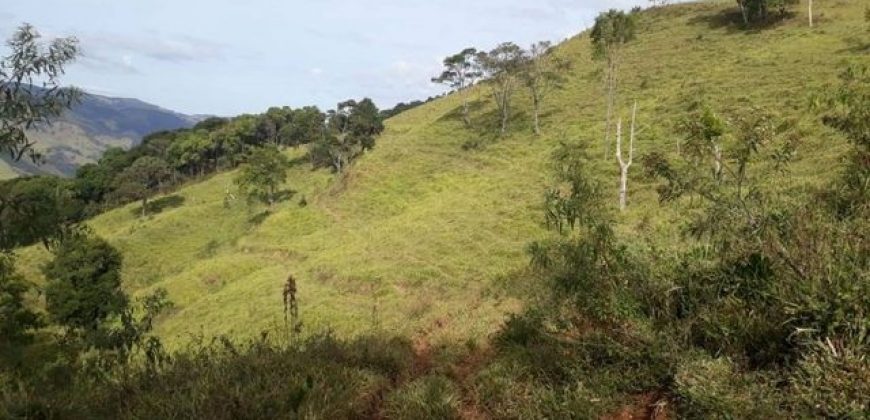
[2,0,868,418]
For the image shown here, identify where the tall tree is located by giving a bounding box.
[235,145,289,207]
[478,43,524,136]
[0,176,83,250]
[310,99,384,173]
[43,232,126,335]
[518,41,568,136]
[0,24,80,162]
[432,48,482,127]
[0,252,42,358]
[591,9,637,159]
[112,156,173,216]
[279,106,325,147]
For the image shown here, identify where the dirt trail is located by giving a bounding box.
[604,392,670,420]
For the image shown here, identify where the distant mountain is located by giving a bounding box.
[0,91,204,179]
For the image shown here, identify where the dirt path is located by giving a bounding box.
[603,392,670,420]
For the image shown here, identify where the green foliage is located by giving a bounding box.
[2,334,414,419]
[477,42,525,136]
[310,98,384,173]
[0,176,83,249]
[674,355,782,419]
[112,156,172,215]
[43,232,126,334]
[590,9,637,61]
[0,24,80,162]
[0,253,41,360]
[234,145,290,206]
[385,375,460,420]
[736,0,799,25]
[789,338,870,418]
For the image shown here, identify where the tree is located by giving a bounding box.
[279,106,325,147]
[615,102,637,211]
[0,24,80,162]
[518,41,568,136]
[0,252,42,358]
[43,232,126,334]
[678,104,726,181]
[310,99,384,173]
[808,0,813,27]
[112,156,172,216]
[432,48,482,127]
[591,9,637,159]
[478,42,524,136]
[0,176,83,249]
[736,0,798,25]
[235,145,289,207]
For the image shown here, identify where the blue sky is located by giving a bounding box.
[2,1,661,116]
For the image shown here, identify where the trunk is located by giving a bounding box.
[603,58,618,160]
[500,93,509,136]
[808,0,813,27]
[141,197,148,217]
[738,1,749,24]
[462,88,471,127]
[616,101,637,212]
[713,143,722,181]
[532,92,541,136]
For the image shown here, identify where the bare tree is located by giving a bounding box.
[615,101,637,211]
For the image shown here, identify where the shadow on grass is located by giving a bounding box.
[686,8,795,34]
[135,194,185,216]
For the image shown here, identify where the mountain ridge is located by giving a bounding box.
[0,90,203,179]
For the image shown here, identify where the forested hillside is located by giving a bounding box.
[3,0,868,418]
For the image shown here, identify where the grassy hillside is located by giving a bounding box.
[16,0,867,350]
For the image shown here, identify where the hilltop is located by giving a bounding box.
[16,0,866,347]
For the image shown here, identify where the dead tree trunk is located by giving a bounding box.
[808,0,813,27]
[615,101,637,212]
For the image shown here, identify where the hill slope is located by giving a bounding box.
[17,0,868,348]
[0,92,201,179]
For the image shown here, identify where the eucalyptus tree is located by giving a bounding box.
[478,42,524,136]
[310,98,384,173]
[112,156,173,216]
[235,145,289,207]
[591,9,637,159]
[518,41,568,136]
[0,23,80,163]
[432,48,482,127]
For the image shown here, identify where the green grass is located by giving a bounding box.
[15,0,868,349]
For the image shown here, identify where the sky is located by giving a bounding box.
[1,0,665,116]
